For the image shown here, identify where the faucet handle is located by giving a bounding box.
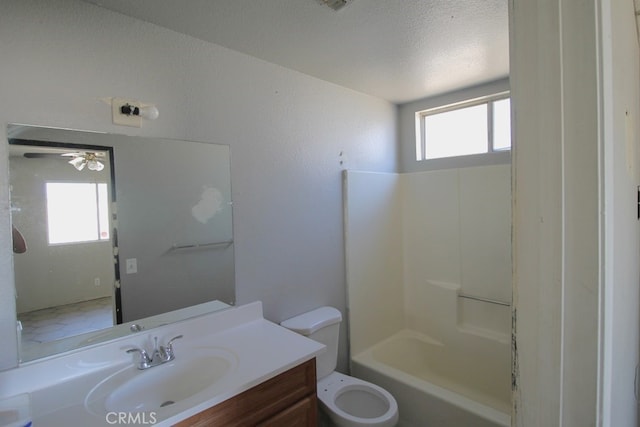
[161,335,183,362]
[126,346,150,359]
[126,347,152,369]
[167,335,183,347]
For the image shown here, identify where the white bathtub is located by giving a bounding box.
[351,330,511,427]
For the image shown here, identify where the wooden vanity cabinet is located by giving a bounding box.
[174,358,317,427]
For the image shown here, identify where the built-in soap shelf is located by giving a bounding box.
[456,291,511,344]
[410,280,511,344]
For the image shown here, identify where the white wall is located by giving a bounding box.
[509,0,640,425]
[0,0,397,370]
[601,0,640,425]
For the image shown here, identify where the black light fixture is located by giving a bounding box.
[111,98,159,127]
[120,103,159,120]
[319,0,351,11]
[120,103,139,116]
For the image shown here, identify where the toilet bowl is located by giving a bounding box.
[281,306,399,427]
[317,371,398,427]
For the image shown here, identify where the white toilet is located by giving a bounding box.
[281,307,398,427]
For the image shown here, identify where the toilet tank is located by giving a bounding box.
[280,306,342,380]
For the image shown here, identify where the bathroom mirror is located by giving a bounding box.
[7,124,235,362]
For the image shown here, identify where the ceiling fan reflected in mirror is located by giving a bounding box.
[23,151,107,171]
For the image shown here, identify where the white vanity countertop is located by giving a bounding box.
[0,301,325,427]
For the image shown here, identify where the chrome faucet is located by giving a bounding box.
[126,335,183,370]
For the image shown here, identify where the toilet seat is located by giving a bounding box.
[317,371,399,427]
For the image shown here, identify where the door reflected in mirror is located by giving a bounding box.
[7,124,235,363]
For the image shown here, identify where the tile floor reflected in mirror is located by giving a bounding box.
[18,297,113,347]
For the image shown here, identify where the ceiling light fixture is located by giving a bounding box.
[120,103,159,120]
[319,0,352,11]
[111,97,158,127]
[68,152,105,171]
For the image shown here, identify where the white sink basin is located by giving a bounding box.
[85,346,237,415]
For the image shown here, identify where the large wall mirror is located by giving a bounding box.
[7,124,235,362]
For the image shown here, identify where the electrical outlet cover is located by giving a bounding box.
[125,258,138,274]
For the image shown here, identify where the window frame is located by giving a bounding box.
[415,91,511,162]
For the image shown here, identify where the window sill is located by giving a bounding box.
[408,151,511,173]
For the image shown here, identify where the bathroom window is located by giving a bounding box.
[415,95,511,161]
[46,182,110,245]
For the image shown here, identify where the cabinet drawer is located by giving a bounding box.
[175,358,316,426]
[257,395,317,427]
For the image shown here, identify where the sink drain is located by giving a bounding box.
[160,401,175,408]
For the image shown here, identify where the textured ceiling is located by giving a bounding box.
[82,0,509,104]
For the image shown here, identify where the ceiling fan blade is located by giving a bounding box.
[23,153,67,159]
[59,151,107,158]
[68,156,86,170]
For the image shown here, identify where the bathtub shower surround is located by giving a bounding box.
[343,166,511,427]
[352,326,510,427]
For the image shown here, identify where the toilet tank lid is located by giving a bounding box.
[280,306,342,336]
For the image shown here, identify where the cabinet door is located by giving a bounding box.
[257,395,318,427]
[174,359,316,427]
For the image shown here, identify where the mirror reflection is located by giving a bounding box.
[7,124,235,362]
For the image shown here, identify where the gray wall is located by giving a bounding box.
[0,0,397,370]
[111,136,235,321]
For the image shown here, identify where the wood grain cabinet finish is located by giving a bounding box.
[257,395,317,427]
[174,358,317,427]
